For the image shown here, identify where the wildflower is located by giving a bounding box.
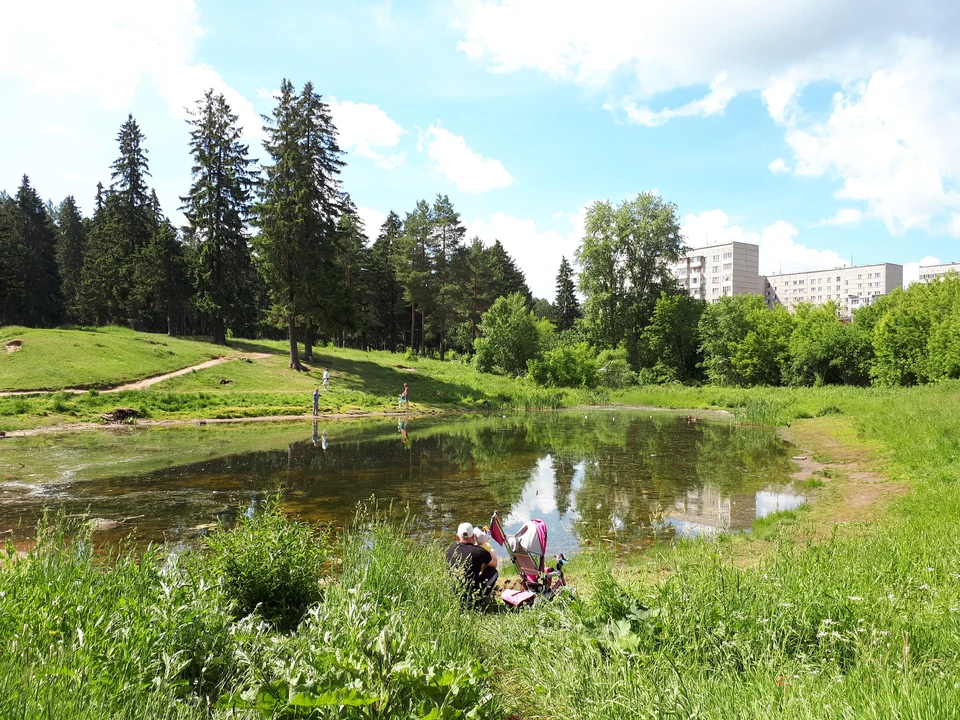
[776,675,789,687]
[919,583,930,590]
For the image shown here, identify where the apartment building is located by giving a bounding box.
[669,241,762,303]
[918,261,960,282]
[764,262,903,317]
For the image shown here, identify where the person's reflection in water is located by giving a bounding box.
[321,431,328,451]
[312,419,319,447]
[398,419,409,446]
[244,496,257,519]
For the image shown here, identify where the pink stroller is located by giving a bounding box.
[489,511,570,608]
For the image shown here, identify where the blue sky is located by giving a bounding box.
[2,0,958,297]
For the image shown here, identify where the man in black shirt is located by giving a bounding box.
[446,522,498,605]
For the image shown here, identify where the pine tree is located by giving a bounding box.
[452,237,495,349]
[0,176,62,326]
[488,240,531,302]
[79,115,160,326]
[54,196,86,322]
[133,220,191,335]
[254,79,345,370]
[369,211,405,350]
[181,90,258,345]
[430,194,465,359]
[554,255,581,331]
[396,200,435,354]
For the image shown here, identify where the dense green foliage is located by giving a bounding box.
[576,193,685,367]
[203,496,329,631]
[473,292,552,375]
[0,510,495,719]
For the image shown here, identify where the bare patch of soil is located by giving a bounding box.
[781,419,909,533]
[5,339,22,354]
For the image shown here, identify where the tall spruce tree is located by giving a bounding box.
[54,196,86,322]
[134,220,191,335]
[254,79,345,370]
[0,176,61,326]
[181,89,258,345]
[488,239,531,302]
[452,236,495,349]
[80,115,159,326]
[369,211,405,350]
[554,255,581,331]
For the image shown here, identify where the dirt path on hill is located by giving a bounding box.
[0,409,443,438]
[0,352,273,397]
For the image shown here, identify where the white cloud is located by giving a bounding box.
[619,75,735,126]
[819,208,863,226]
[783,41,960,236]
[682,209,848,276]
[356,206,387,240]
[455,1,960,236]
[903,255,942,286]
[329,99,406,169]
[0,0,261,138]
[456,0,950,94]
[418,125,513,193]
[467,205,588,298]
[768,158,789,174]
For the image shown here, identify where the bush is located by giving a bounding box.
[528,341,598,387]
[203,496,329,631]
[596,347,636,389]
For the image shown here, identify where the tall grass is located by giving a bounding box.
[0,508,497,719]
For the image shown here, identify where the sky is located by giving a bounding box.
[2,0,959,298]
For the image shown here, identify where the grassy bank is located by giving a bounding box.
[0,327,598,431]
[0,326,242,391]
[2,384,960,717]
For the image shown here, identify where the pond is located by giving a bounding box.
[0,409,806,554]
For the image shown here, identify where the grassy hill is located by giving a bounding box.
[0,327,590,431]
[0,326,253,391]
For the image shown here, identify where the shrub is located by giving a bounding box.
[528,341,598,387]
[203,496,329,631]
[596,347,636,388]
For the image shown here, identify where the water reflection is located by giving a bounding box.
[0,410,803,552]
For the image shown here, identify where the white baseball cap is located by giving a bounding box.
[457,522,475,539]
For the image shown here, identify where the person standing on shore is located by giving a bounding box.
[398,382,409,410]
[312,387,319,416]
[322,369,330,391]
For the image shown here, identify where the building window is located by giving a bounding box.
[712,288,719,295]
[722,275,731,283]
[713,254,720,262]
[712,276,719,283]
[712,265,719,273]
[723,252,732,259]
[722,263,732,270]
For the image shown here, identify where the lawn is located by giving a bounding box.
[0,330,597,431]
[0,326,269,391]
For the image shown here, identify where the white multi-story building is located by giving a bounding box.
[764,263,903,317]
[669,241,762,303]
[918,262,960,282]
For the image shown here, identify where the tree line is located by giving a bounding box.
[473,194,960,390]
[0,82,540,369]
[3,81,956,388]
